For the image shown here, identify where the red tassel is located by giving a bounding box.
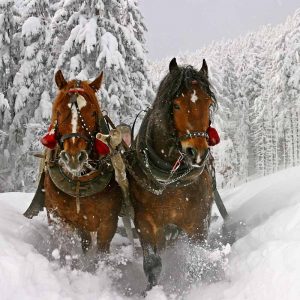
[207,126,220,146]
[41,124,57,149]
[95,138,110,156]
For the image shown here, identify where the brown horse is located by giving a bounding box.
[127,58,217,290]
[43,70,123,254]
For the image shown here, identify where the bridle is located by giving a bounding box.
[171,94,213,167]
[56,80,98,155]
[178,131,209,141]
[175,98,213,143]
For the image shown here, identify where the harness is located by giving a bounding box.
[44,80,112,213]
[124,107,211,195]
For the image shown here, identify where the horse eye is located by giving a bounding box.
[173,103,180,110]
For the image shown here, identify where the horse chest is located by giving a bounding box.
[44,175,121,231]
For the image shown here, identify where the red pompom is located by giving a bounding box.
[95,138,110,156]
[207,126,220,146]
[41,124,57,149]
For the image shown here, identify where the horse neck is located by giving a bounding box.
[137,106,179,164]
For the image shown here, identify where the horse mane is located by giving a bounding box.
[154,65,217,109]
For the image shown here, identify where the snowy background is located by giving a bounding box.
[1,0,300,299]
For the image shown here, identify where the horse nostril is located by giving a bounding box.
[60,151,70,163]
[77,151,88,163]
[186,147,197,159]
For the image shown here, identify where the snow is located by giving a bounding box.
[188,166,300,300]
[22,17,42,38]
[1,166,300,299]
[0,193,132,300]
[0,92,9,111]
[38,92,52,120]
[78,17,97,55]
[0,0,13,6]
[97,32,125,70]
[14,86,29,112]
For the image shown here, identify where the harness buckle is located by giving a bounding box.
[171,151,185,174]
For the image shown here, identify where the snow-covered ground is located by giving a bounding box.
[1,166,300,299]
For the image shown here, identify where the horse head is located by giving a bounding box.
[52,70,104,176]
[168,58,216,166]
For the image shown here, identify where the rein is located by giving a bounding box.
[59,100,96,154]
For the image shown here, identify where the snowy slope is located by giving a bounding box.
[1,166,300,299]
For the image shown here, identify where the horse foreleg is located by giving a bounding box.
[182,217,210,244]
[96,215,118,254]
[135,213,164,291]
[142,241,162,291]
[122,216,135,256]
[78,228,92,253]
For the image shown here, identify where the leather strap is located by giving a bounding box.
[179,131,208,141]
[60,133,90,144]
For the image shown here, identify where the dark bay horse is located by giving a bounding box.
[43,70,123,254]
[127,58,217,289]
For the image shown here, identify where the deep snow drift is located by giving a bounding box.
[1,166,300,299]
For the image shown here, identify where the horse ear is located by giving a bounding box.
[89,72,104,91]
[169,57,179,73]
[55,70,67,89]
[200,59,208,77]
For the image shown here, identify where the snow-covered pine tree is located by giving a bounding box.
[0,93,10,173]
[280,10,300,168]
[0,0,21,190]
[53,0,154,124]
[8,0,52,190]
[0,0,20,133]
[0,0,20,111]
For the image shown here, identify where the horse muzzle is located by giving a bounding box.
[183,146,209,167]
[59,150,88,174]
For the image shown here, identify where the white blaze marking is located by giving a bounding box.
[191,90,198,103]
[67,95,87,143]
[77,94,87,110]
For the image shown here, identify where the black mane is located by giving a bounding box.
[154,65,217,107]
